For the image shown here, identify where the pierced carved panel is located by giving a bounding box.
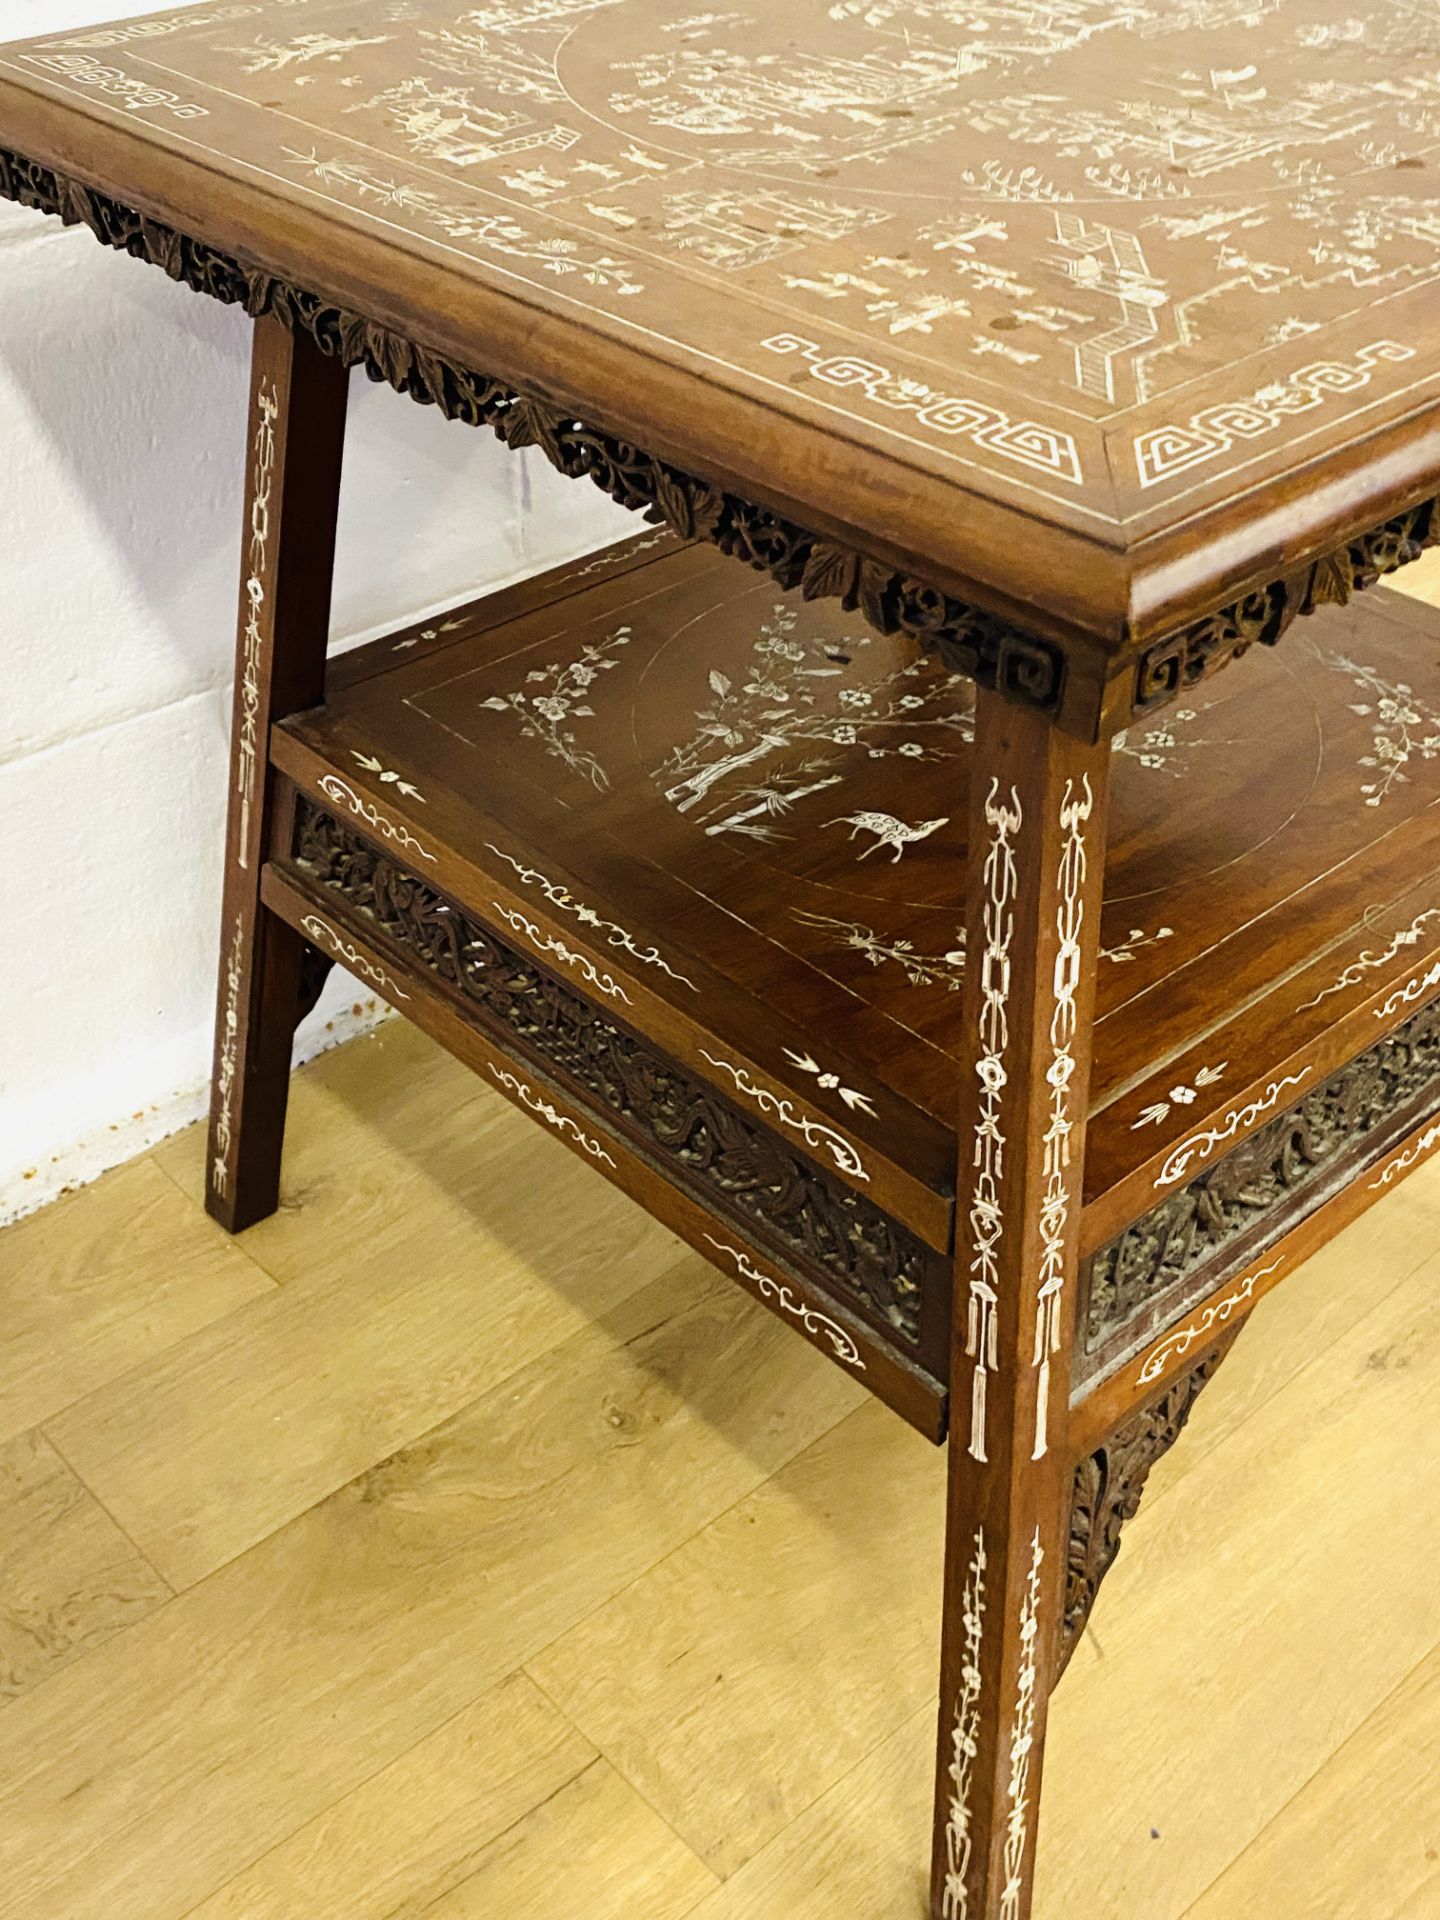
[1134,499,1440,712]
[1061,1338,1236,1674]
[291,796,932,1342]
[1086,993,1440,1350]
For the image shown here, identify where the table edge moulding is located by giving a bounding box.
[5,7,1440,1919]
[4,45,1440,742]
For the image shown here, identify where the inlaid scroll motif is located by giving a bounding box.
[1000,1529,1045,1920]
[966,781,1022,1464]
[1300,909,1440,1012]
[299,914,410,1000]
[702,1236,866,1369]
[1374,957,1440,1024]
[487,1064,616,1166]
[1135,1256,1283,1386]
[1032,775,1092,1461]
[1370,1119,1440,1191]
[490,902,632,1003]
[315,776,436,863]
[1153,1069,1312,1188]
[942,1525,988,1920]
[210,913,245,1200]
[484,842,698,990]
[697,1051,869,1181]
[235,379,278,871]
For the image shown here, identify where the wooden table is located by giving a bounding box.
[4,4,1438,1913]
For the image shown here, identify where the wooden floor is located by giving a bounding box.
[4,556,1440,1920]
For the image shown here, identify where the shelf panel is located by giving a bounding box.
[274,540,1440,1412]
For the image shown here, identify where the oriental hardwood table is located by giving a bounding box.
[5,4,1439,1914]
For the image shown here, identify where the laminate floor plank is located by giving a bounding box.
[0,1260,858,1920]
[2,985,1436,1918]
[529,1395,945,1878]
[1180,1642,1440,1920]
[152,1016,464,1216]
[0,1156,272,1447]
[0,1429,169,1707]
[1036,1237,1440,1919]
[183,1671,596,1920]
[50,1083,685,1589]
[418,1760,718,1920]
[663,1223,1440,1920]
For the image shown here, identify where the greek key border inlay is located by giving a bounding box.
[7,144,1435,739]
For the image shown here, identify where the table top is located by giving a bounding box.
[3,0,1439,670]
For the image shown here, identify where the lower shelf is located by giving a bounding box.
[268,530,1440,1439]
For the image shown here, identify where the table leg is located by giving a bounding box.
[931,691,1110,1919]
[205,315,349,1232]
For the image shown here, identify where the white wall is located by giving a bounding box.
[0,0,633,1222]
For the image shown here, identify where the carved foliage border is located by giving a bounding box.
[0,145,1063,715]
[5,145,1433,728]
[1061,1337,1237,1673]
[1086,992,1440,1348]
[1134,497,1440,710]
[292,798,931,1341]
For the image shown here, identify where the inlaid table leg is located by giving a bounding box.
[931,690,1111,1920]
[205,315,349,1232]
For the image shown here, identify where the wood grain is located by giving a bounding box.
[3,0,1439,704]
[54,1070,688,1589]
[0,1156,272,1447]
[184,1672,594,1920]
[1037,1238,1440,1919]
[1180,1645,1440,1920]
[0,1261,855,1920]
[531,1396,943,1877]
[0,1430,169,1706]
[419,1761,718,1920]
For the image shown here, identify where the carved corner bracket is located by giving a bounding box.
[1060,1335,1238,1676]
[3,145,1435,737]
[1133,496,1440,712]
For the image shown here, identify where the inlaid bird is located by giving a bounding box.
[824,811,950,862]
